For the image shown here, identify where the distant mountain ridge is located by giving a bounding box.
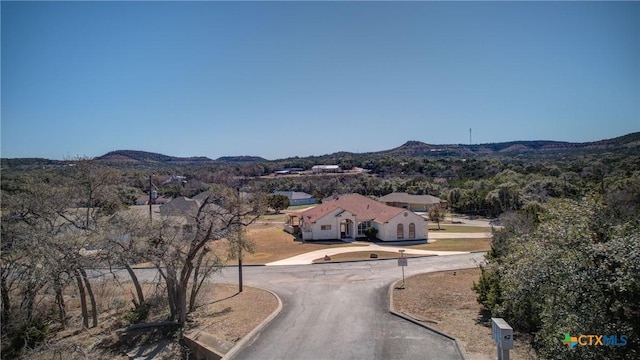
[94,150,268,166]
[95,150,215,163]
[2,132,638,169]
[376,132,640,157]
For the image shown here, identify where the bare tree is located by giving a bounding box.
[1,182,80,332]
[65,158,120,229]
[147,185,265,325]
[428,206,446,230]
[188,245,223,312]
[1,161,118,333]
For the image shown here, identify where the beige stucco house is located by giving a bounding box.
[285,193,427,242]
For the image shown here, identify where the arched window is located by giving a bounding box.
[409,223,416,239]
[397,224,404,239]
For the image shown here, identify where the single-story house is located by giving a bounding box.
[274,168,304,175]
[273,191,316,206]
[378,192,445,212]
[159,192,230,221]
[285,193,427,242]
[159,196,201,217]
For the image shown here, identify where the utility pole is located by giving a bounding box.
[149,174,153,221]
[236,185,243,293]
[469,128,472,145]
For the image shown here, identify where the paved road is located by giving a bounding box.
[225,253,485,360]
[120,252,486,360]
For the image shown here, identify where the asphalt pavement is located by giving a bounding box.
[219,253,486,360]
[117,252,486,360]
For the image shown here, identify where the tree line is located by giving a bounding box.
[2,150,638,358]
[473,179,640,359]
[1,159,265,359]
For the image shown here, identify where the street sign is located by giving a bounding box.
[398,257,408,267]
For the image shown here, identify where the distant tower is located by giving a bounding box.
[469,128,472,145]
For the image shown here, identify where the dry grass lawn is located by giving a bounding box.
[207,224,490,266]
[257,213,289,222]
[185,283,279,345]
[392,268,536,360]
[409,238,492,252]
[211,225,366,265]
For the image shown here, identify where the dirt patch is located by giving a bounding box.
[185,283,278,346]
[392,268,537,360]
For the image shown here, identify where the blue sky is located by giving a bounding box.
[2,1,639,160]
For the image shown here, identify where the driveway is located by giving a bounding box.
[124,253,486,359]
[216,252,486,360]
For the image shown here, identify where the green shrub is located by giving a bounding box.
[364,227,378,240]
[2,317,50,359]
[124,301,150,324]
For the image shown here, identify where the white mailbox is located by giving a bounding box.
[492,318,514,360]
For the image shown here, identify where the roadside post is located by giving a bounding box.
[491,318,514,360]
[397,250,407,289]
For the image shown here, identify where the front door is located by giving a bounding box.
[340,220,352,238]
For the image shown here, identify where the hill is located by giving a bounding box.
[92,151,267,168]
[374,132,640,158]
[0,157,65,170]
[216,156,269,164]
[2,132,638,170]
[94,150,215,167]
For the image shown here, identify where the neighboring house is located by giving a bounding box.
[273,191,316,206]
[274,168,304,175]
[378,192,444,212]
[311,165,341,174]
[160,175,187,185]
[285,193,427,242]
[159,196,201,217]
[159,193,230,220]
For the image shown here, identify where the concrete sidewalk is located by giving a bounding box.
[265,243,469,266]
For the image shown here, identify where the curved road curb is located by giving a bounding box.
[222,286,283,360]
[388,278,469,360]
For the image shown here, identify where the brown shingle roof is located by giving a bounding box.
[300,193,404,224]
